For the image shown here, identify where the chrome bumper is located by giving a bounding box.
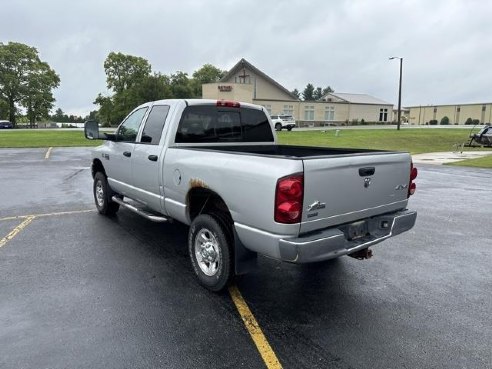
[278,210,417,263]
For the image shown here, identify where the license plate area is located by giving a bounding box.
[345,220,369,240]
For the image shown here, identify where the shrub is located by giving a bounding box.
[429,119,438,125]
[472,119,480,125]
[465,118,473,125]
[440,116,450,125]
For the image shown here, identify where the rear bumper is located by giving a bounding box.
[278,210,417,263]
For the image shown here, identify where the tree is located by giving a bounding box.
[23,62,60,125]
[53,108,65,121]
[302,83,315,101]
[0,99,8,120]
[127,73,172,104]
[0,42,60,125]
[440,116,450,125]
[170,71,193,98]
[322,86,334,95]
[191,64,226,97]
[291,89,300,99]
[103,52,151,93]
[313,87,323,100]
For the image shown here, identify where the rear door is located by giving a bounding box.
[131,104,171,211]
[300,152,411,233]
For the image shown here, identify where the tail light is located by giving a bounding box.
[275,174,304,224]
[217,100,240,108]
[408,161,418,197]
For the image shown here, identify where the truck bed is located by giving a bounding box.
[180,144,397,159]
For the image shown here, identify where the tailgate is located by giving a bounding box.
[300,152,411,234]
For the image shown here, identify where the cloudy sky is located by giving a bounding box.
[2,0,491,116]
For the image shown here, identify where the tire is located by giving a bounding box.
[188,214,233,292]
[275,123,282,131]
[287,126,293,131]
[93,172,120,216]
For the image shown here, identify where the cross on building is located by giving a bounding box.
[238,68,250,84]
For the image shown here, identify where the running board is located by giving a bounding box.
[111,196,169,223]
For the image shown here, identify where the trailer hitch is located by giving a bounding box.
[348,248,373,260]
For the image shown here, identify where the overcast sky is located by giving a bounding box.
[3,0,491,116]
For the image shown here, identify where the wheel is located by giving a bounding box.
[275,123,282,131]
[93,172,120,216]
[188,214,233,292]
[287,126,293,131]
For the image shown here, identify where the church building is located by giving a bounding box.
[202,59,394,126]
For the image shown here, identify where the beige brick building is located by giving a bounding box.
[202,59,394,126]
[406,103,492,125]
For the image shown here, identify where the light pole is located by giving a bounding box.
[389,57,403,130]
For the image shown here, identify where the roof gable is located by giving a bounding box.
[221,58,299,101]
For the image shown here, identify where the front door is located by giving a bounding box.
[105,107,148,197]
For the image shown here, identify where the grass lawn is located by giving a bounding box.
[446,155,492,169]
[276,128,483,154]
[0,129,101,148]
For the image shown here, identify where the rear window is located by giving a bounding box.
[175,105,274,143]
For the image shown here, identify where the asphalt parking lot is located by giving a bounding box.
[1,147,491,369]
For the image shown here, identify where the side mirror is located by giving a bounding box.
[84,121,102,140]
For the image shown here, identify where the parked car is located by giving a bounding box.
[0,120,13,129]
[84,99,417,292]
[270,114,296,131]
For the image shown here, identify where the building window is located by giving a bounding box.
[324,106,335,121]
[379,108,388,122]
[283,105,294,115]
[304,106,315,121]
[263,105,272,115]
[457,107,460,112]
[482,105,486,112]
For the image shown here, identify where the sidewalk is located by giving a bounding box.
[412,151,492,165]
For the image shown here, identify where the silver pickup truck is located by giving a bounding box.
[85,99,417,291]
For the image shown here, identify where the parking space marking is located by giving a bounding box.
[45,147,53,159]
[0,209,95,222]
[229,285,282,369]
[30,209,95,218]
[0,215,35,248]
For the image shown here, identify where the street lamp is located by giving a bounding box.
[389,56,403,130]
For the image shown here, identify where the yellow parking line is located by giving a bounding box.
[45,147,53,160]
[228,285,282,369]
[30,209,95,218]
[0,216,35,248]
[0,209,95,222]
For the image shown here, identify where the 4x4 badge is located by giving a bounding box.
[307,201,326,212]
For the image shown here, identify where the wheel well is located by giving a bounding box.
[91,159,106,178]
[187,188,232,224]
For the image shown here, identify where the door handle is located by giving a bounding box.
[148,155,158,162]
[123,151,131,157]
[359,167,375,176]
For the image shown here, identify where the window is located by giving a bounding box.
[304,106,315,121]
[117,107,148,142]
[139,105,170,145]
[283,105,294,115]
[324,106,335,121]
[379,108,388,122]
[175,105,274,143]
